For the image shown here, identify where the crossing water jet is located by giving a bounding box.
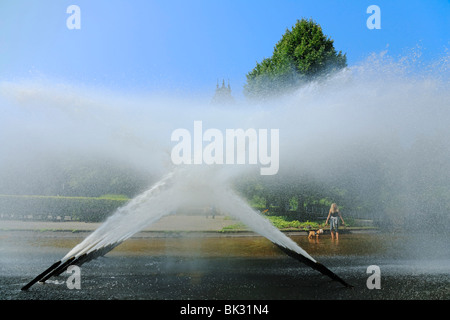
[14,51,450,292]
[21,167,353,290]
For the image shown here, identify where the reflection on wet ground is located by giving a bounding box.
[1,231,449,300]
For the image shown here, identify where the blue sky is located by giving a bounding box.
[0,0,448,98]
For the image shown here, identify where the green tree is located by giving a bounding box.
[244,18,347,99]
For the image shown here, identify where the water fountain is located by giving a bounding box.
[21,167,353,290]
[1,52,449,297]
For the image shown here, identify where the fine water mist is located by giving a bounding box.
[62,167,316,264]
[1,51,450,266]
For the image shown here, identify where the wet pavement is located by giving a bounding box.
[1,230,449,300]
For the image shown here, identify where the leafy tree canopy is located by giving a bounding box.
[244,18,347,99]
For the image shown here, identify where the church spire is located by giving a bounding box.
[211,78,235,105]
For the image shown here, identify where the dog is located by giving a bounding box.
[308,229,323,239]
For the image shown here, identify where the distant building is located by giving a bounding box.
[211,79,235,105]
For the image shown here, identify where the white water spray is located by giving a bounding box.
[62,167,315,263]
[10,51,450,290]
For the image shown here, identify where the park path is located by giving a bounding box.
[0,215,238,233]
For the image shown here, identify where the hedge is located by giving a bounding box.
[0,195,128,222]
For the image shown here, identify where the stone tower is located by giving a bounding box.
[211,79,235,105]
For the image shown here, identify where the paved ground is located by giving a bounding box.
[2,232,449,301]
[0,215,239,233]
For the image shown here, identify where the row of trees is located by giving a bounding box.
[0,155,151,198]
[0,18,350,222]
[239,18,449,231]
[3,18,447,232]
[233,134,450,231]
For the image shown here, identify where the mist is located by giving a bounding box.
[1,50,449,242]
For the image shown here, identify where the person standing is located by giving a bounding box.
[325,203,345,240]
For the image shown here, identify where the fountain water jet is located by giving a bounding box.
[21,167,353,290]
[13,51,450,292]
